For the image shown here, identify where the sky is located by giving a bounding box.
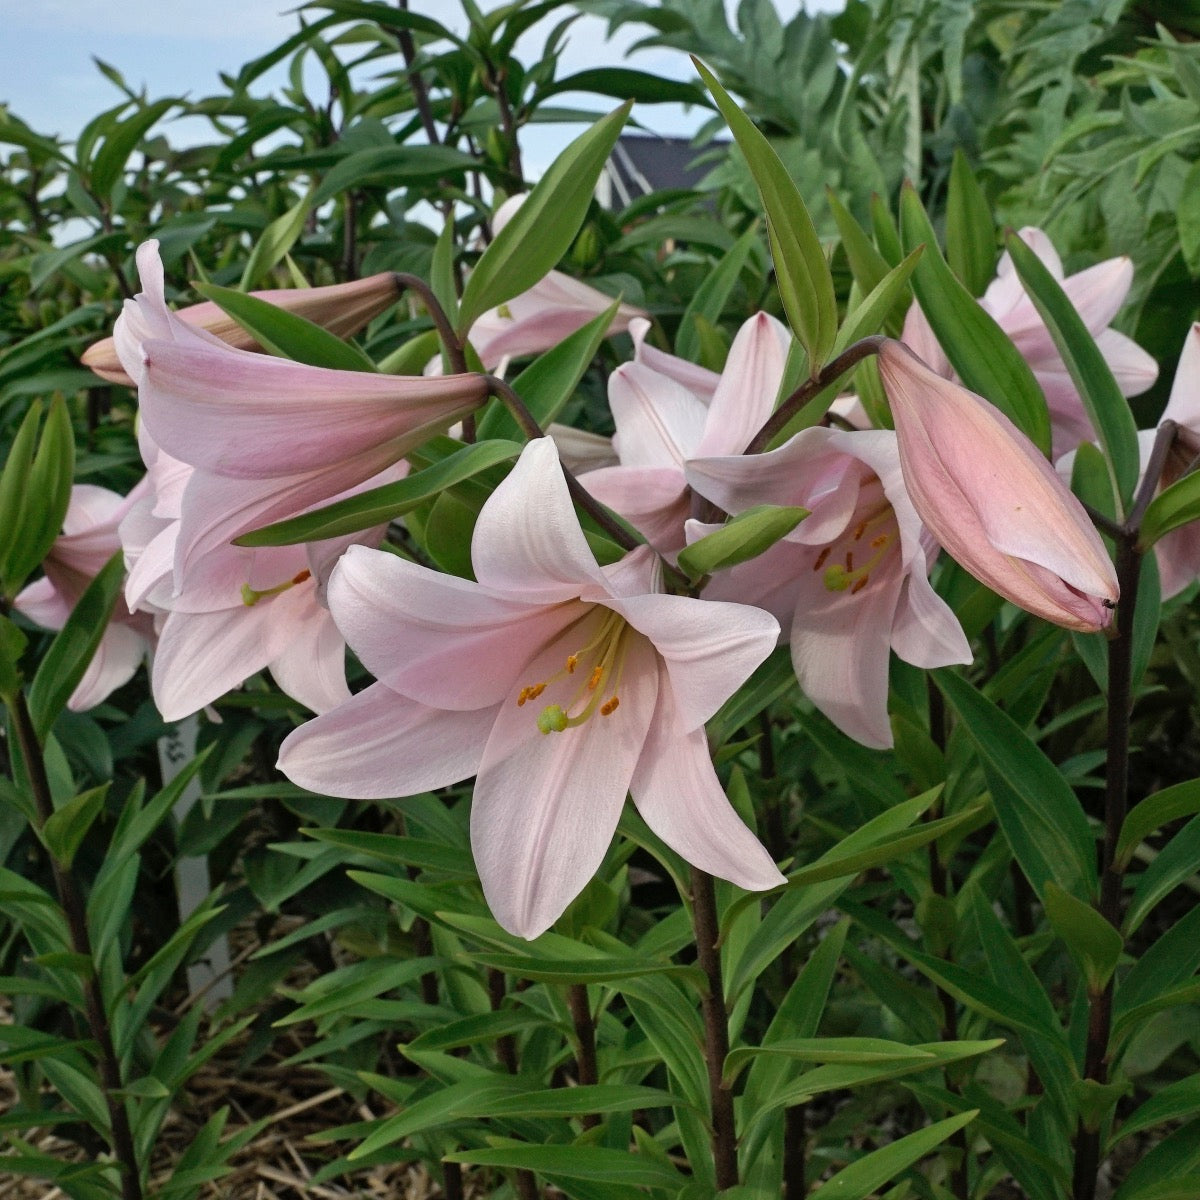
[1,0,844,174]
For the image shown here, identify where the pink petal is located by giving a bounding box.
[630,670,784,890]
[328,545,579,710]
[13,576,70,630]
[629,318,721,402]
[471,627,659,938]
[267,594,351,714]
[278,683,493,799]
[694,311,790,458]
[608,362,709,468]
[471,438,607,602]
[1094,329,1158,399]
[579,465,690,556]
[68,624,147,711]
[606,591,779,732]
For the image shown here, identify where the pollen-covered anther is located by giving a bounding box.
[812,547,831,572]
[600,697,620,716]
[517,682,547,707]
[587,666,604,691]
[565,654,579,673]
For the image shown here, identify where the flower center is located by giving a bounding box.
[517,609,629,734]
[814,500,898,596]
[241,569,311,607]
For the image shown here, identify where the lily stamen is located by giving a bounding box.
[241,568,312,607]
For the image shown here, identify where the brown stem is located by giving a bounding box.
[486,967,538,1198]
[341,190,359,281]
[1072,530,1140,1200]
[442,1159,464,1200]
[567,983,599,1129]
[1129,419,1178,531]
[690,867,738,1191]
[744,336,886,456]
[393,272,468,375]
[783,1103,806,1196]
[396,0,441,146]
[9,691,143,1200]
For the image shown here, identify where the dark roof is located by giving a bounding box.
[599,134,729,207]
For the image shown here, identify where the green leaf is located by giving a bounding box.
[1113,1076,1200,1147]
[945,149,996,297]
[677,505,808,580]
[832,247,923,355]
[1141,466,1200,548]
[726,1036,937,1087]
[0,614,26,701]
[239,190,314,290]
[191,283,376,373]
[1117,778,1200,870]
[457,102,632,334]
[828,189,892,299]
[0,400,43,591]
[40,784,109,870]
[695,59,838,372]
[473,952,702,986]
[1005,232,1140,508]
[430,212,459,330]
[1178,160,1200,275]
[308,145,477,209]
[475,299,621,443]
[1125,814,1200,935]
[443,1144,687,1190]
[7,397,75,589]
[676,224,762,362]
[543,67,710,106]
[899,184,1051,454]
[89,98,176,197]
[808,1111,978,1200]
[936,669,1096,899]
[1043,882,1123,991]
[235,440,522,545]
[28,554,125,742]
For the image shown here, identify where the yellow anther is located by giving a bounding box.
[587,666,604,691]
[517,682,547,707]
[600,697,620,716]
[566,654,579,673]
[870,534,889,549]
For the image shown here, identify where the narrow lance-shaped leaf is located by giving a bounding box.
[899,184,1051,454]
[694,58,838,373]
[191,283,377,373]
[946,148,997,297]
[1043,881,1123,991]
[28,554,125,742]
[235,440,524,546]
[1141,465,1200,548]
[239,188,314,290]
[676,223,761,363]
[0,400,45,594]
[1005,231,1140,509]
[457,101,632,335]
[7,397,75,590]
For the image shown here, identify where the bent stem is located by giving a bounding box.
[8,690,143,1200]
[690,866,738,1191]
[744,335,886,455]
[567,983,600,1130]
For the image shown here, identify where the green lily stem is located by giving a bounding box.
[7,689,143,1200]
[1072,527,1141,1200]
[690,866,738,1191]
[744,335,887,456]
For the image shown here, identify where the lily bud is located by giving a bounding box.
[877,340,1119,632]
[81,272,402,386]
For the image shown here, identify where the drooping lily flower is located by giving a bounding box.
[902,227,1158,458]
[1138,323,1200,599]
[581,311,791,556]
[687,428,971,749]
[877,340,1119,631]
[114,242,487,584]
[279,438,784,939]
[83,271,403,387]
[14,482,155,710]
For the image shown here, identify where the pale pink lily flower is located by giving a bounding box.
[83,271,402,387]
[1136,323,1200,599]
[278,438,784,939]
[119,428,398,721]
[878,340,1119,632]
[902,227,1158,458]
[114,241,486,584]
[14,482,155,711]
[687,428,971,749]
[581,311,791,556]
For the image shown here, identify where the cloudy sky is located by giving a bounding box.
[2,0,843,171]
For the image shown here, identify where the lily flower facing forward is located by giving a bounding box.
[15,482,155,710]
[878,340,1119,631]
[903,227,1157,458]
[279,438,784,938]
[687,428,970,749]
[581,311,791,556]
[82,271,402,387]
[114,242,487,584]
